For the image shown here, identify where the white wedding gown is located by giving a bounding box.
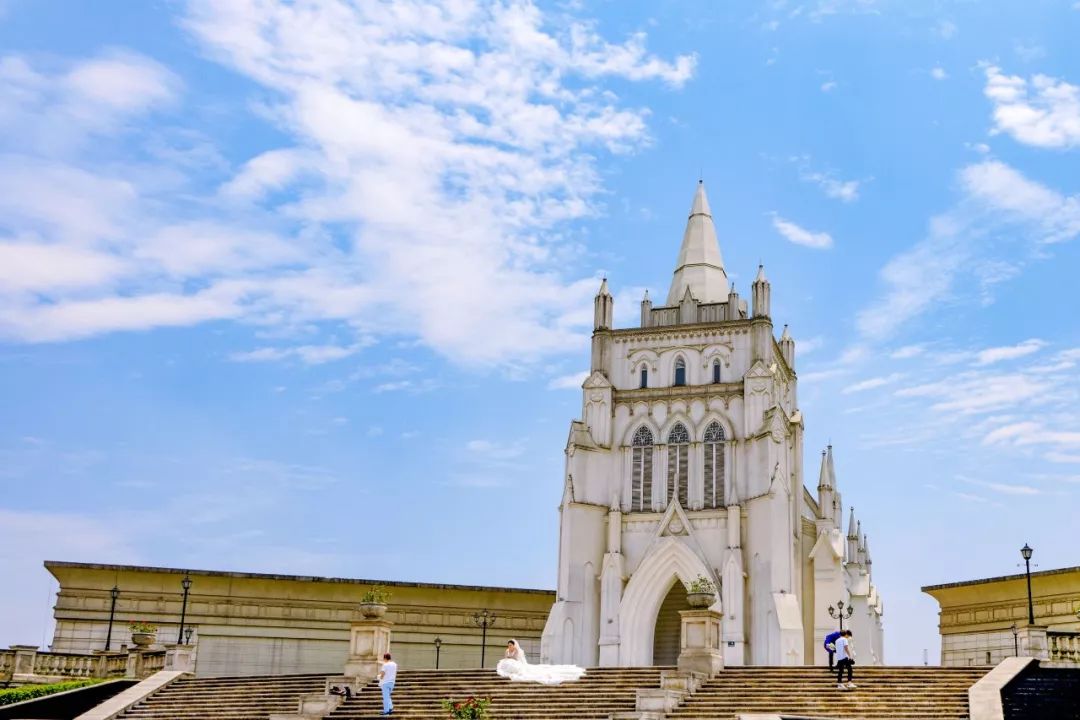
[495,646,585,685]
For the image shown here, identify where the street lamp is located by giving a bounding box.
[1020,544,1035,625]
[1011,623,1019,656]
[105,586,120,651]
[471,609,497,668]
[177,575,193,644]
[184,626,194,645]
[434,636,443,669]
[828,600,854,631]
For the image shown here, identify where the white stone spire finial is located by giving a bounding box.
[666,182,729,305]
[826,444,836,488]
[755,264,767,283]
[847,506,858,538]
[817,449,830,489]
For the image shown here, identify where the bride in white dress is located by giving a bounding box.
[495,639,585,685]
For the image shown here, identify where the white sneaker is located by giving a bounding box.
[837,683,847,690]
[846,682,858,689]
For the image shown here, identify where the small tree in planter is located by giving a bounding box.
[685,575,717,608]
[359,586,391,619]
[441,696,491,719]
[128,621,158,647]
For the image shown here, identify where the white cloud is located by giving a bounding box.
[229,341,370,365]
[842,373,903,394]
[933,19,957,39]
[931,67,948,81]
[1013,43,1046,63]
[973,338,1045,365]
[548,371,588,390]
[961,476,1042,496]
[984,65,1080,149]
[796,336,824,355]
[466,439,526,461]
[770,214,833,249]
[857,161,1080,340]
[0,2,696,369]
[890,344,925,359]
[820,81,838,92]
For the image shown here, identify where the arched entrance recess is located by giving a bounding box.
[619,537,719,666]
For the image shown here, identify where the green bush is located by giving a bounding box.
[0,679,102,706]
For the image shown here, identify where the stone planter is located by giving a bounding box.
[130,632,156,647]
[359,603,388,619]
[686,592,716,609]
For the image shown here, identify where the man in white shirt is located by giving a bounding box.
[378,652,397,715]
[835,630,856,690]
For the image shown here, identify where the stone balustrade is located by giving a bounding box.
[0,645,174,686]
[1048,631,1080,666]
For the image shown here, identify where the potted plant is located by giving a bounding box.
[359,586,391,619]
[128,621,158,647]
[685,575,717,608]
[441,696,491,719]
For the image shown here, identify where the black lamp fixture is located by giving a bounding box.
[184,626,194,645]
[105,586,120,651]
[1010,622,1019,656]
[1020,544,1035,625]
[177,574,193,644]
[471,609,497,668]
[434,636,443,669]
[828,599,855,631]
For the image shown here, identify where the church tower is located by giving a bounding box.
[541,181,884,668]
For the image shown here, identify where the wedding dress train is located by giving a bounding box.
[495,640,585,685]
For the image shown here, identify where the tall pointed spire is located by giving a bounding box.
[817,450,830,490]
[666,181,729,305]
[826,444,837,488]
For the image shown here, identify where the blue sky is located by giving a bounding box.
[1,0,1079,665]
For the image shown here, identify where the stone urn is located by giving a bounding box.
[359,603,388,619]
[130,632,156,647]
[686,592,716,609]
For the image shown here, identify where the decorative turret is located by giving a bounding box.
[666,181,729,305]
[858,531,868,567]
[752,264,770,318]
[594,277,613,331]
[817,449,834,523]
[640,289,652,327]
[846,507,859,562]
[779,325,795,368]
[727,283,740,321]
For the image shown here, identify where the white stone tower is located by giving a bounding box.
[541,182,884,667]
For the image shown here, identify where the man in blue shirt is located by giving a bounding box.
[823,630,842,670]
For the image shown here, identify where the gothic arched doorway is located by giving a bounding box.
[652,580,689,665]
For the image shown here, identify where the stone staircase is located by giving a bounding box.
[666,666,990,720]
[116,673,329,720]
[328,667,665,719]
[107,666,993,720]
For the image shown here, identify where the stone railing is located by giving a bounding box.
[1,645,183,686]
[1048,631,1080,666]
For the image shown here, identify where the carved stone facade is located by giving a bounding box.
[923,564,1080,667]
[47,561,552,676]
[542,182,885,667]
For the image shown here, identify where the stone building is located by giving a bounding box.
[541,182,885,668]
[923,564,1080,667]
[47,561,552,677]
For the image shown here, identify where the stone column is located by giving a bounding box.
[1017,626,1049,660]
[11,645,38,675]
[343,619,393,681]
[164,643,197,673]
[677,609,724,676]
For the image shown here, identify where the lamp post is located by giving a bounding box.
[177,575,192,644]
[104,586,120,651]
[1011,623,1019,656]
[471,609,497,667]
[434,636,442,669]
[184,626,194,645]
[1020,544,1035,626]
[828,600,854,631]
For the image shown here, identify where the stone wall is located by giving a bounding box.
[47,561,553,677]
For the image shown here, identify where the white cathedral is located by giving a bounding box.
[541,182,885,668]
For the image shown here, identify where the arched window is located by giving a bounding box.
[667,423,690,507]
[631,426,654,511]
[640,365,648,389]
[703,422,726,508]
[674,357,686,387]
[712,360,721,384]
